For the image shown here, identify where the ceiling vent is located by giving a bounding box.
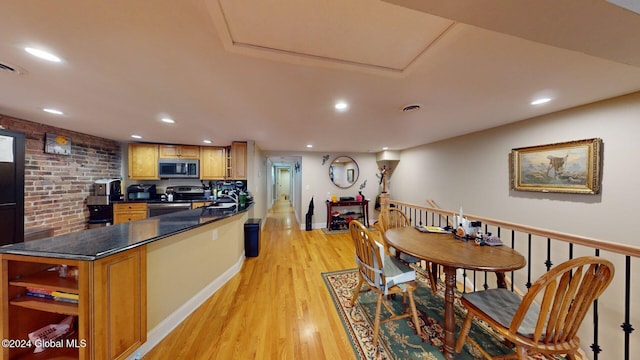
[0,61,26,75]
[401,104,421,112]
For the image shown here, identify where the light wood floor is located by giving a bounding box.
[143,200,357,359]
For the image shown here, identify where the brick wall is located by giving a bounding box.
[1,114,121,235]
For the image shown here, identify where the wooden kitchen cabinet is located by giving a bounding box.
[227,141,247,180]
[0,247,146,359]
[200,146,226,180]
[92,247,146,360]
[159,145,200,159]
[128,143,159,180]
[191,201,212,209]
[113,202,148,224]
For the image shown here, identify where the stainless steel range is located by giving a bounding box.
[147,185,206,217]
[167,185,205,201]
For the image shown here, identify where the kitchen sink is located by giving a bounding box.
[207,202,237,209]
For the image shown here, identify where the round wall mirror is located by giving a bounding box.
[329,156,359,189]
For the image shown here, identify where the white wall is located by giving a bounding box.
[393,91,640,247]
[391,92,640,359]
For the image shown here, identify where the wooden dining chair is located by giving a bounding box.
[349,220,421,346]
[455,256,615,360]
[376,208,438,294]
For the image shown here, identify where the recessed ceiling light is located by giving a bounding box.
[382,147,389,150]
[24,47,62,63]
[334,101,349,111]
[161,117,175,124]
[203,140,212,144]
[531,98,551,105]
[306,144,313,148]
[131,134,142,139]
[43,108,63,115]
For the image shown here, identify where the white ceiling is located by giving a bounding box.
[1,0,639,153]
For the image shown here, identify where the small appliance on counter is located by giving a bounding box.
[94,178,123,202]
[87,178,122,227]
[127,184,157,200]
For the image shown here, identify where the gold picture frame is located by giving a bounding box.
[510,138,603,194]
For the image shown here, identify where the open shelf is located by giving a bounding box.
[10,270,78,294]
[10,298,78,316]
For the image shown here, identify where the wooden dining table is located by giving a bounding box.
[384,227,526,360]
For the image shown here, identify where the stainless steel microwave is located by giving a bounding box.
[158,158,199,178]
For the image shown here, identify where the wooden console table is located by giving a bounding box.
[326,200,369,230]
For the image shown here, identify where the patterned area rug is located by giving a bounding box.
[323,268,557,360]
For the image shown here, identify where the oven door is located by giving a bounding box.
[147,202,192,217]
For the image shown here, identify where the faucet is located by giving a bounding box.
[220,192,238,204]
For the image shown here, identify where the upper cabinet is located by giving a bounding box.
[159,145,200,159]
[228,141,247,180]
[128,141,246,180]
[200,146,226,180]
[128,143,159,180]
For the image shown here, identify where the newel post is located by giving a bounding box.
[380,192,390,214]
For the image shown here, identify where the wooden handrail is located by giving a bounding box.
[390,199,640,258]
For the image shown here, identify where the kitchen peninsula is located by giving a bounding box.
[0,203,254,359]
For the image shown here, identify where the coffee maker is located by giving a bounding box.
[87,178,122,226]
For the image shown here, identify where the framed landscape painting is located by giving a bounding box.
[510,138,603,194]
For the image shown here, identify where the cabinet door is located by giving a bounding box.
[200,146,226,180]
[159,145,200,159]
[113,211,146,224]
[113,203,147,224]
[92,247,146,360]
[158,145,180,158]
[179,146,200,159]
[230,142,247,180]
[128,144,159,180]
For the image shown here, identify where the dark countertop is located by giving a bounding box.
[0,203,254,261]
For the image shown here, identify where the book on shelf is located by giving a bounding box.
[53,297,78,304]
[26,287,54,295]
[51,291,79,301]
[26,291,55,300]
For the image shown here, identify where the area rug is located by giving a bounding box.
[322,268,559,360]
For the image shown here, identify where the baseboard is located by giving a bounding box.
[128,253,245,359]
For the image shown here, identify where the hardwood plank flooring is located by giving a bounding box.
[144,200,357,359]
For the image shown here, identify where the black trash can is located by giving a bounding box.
[305,213,312,231]
[244,218,261,257]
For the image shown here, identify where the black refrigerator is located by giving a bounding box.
[0,129,25,246]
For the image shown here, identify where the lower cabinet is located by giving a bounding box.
[191,201,212,209]
[113,203,147,224]
[0,247,146,359]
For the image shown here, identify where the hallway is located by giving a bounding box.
[144,200,356,359]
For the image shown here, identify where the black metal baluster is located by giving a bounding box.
[510,229,515,292]
[526,234,532,289]
[545,238,553,271]
[590,248,602,359]
[621,256,633,360]
[462,270,468,293]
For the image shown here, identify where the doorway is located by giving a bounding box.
[277,167,291,201]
